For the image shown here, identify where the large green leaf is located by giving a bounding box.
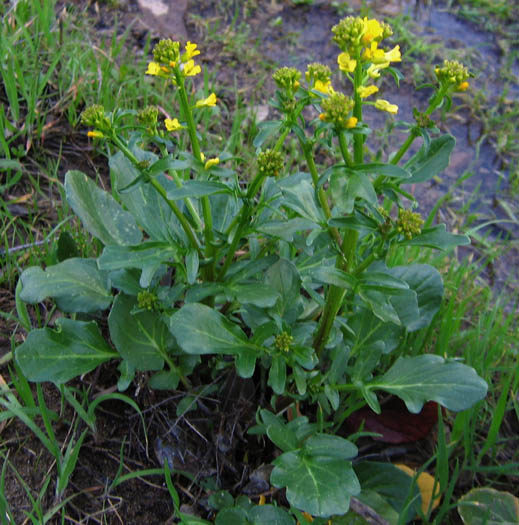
[387,264,443,332]
[225,283,280,308]
[331,171,377,214]
[15,319,117,384]
[355,461,420,521]
[65,170,141,246]
[278,175,324,223]
[265,258,302,318]
[108,293,172,371]
[367,355,488,413]
[458,488,519,525]
[401,224,470,250]
[271,448,360,517]
[169,303,260,355]
[98,242,178,287]
[405,134,455,184]
[167,180,233,200]
[19,258,112,313]
[349,163,411,179]
[110,152,180,243]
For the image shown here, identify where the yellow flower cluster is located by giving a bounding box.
[332,17,401,115]
[435,59,470,92]
[146,40,202,80]
[200,152,219,170]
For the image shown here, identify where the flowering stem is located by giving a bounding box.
[352,53,364,164]
[300,139,342,247]
[338,131,353,167]
[175,70,215,279]
[274,127,291,153]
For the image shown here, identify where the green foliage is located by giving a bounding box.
[13,15,489,521]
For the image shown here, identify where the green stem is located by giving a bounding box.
[300,140,342,247]
[175,69,215,280]
[273,126,291,153]
[352,53,364,164]
[338,130,353,167]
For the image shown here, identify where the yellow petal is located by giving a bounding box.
[338,52,357,73]
[146,62,161,76]
[164,118,183,132]
[182,59,201,76]
[385,45,402,63]
[313,79,332,94]
[204,157,220,170]
[184,41,200,60]
[87,130,104,138]
[358,85,379,98]
[362,18,383,44]
[375,98,398,114]
[195,93,217,108]
[346,116,358,128]
[395,464,441,515]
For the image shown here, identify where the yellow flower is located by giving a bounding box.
[362,18,383,44]
[313,79,333,94]
[87,130,104,138]
[337,52,357,73]
[375,99,398,114]
[346,116,358,128]
[204,156,220,170]
[363,41,385,63]
[367,61,390,78]
[164,118,184,131]
[258,494,266,505]
[458,81,469,91]
[385,45,402,63]
[358,85,379,98]
[195,93,217,108]
[183,41,200,61]
[146,62,162,76]
[182,59,201,77]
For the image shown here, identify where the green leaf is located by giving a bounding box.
[304,434,357,460]
[271,450,360,517]
[350,163,410,179]
[186,248,199,285]
[235,349,258,378]
[253,120,283,148]
[167,181,233,200]
[309,266,357,289]
[148,370,180,390]
[331,172,377,214]
[247,505,294,524]
[257,218,319,242]
[267,424,298,452]
[265,259,302,317]
[108,293,172,371]
[19,258,112,313]
[111,152,179,242]
[401,224,470,250]
[98,242,178,272]
[169,303,258,355]
[458,488,519,525]
[278,175,324,223]
[367,355,488,413]
[15,319,117,384]
[387,264,443,332]
[268,356,287,395]
[117,360,135,391]
[65,170,142,246]
[355,461,421,520]
[405,134,455,184]
[226,283,280,308]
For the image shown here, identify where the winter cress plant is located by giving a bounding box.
[16,16,486,522]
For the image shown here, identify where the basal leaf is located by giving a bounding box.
[65,170,141,246]
[108,293,172,371]
[20,258,112,313]
[271,450,360,517]
[15,319,117,384]
[169,303,259,355]
[367,355,488,413]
